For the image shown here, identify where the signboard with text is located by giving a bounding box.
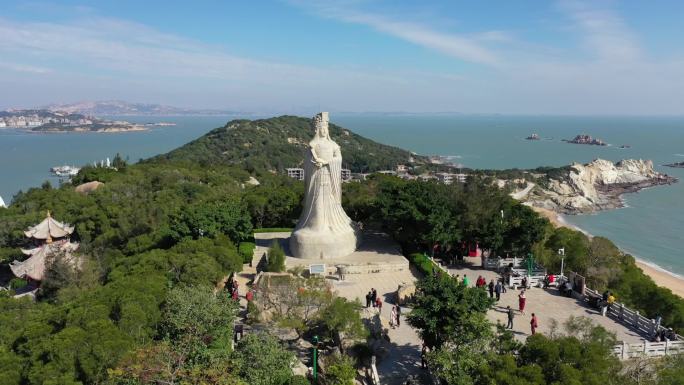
[309,264,326,275]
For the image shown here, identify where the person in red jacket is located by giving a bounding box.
[530,313,539,335]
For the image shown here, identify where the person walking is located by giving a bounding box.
[607,293,616,313]
[390,306,397,328]
[375,296,383,313]
[518,290,527,315]
[506,305,514,329]
[488,279,495,298]
[530,313,538,335]
[420,344,428,369]
[396,305,402,326]
[462,274,469,287]
[495,280,502,301]
[371,288,377,307]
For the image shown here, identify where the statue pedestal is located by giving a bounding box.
[289,227,358,259]
[254,231,408,275]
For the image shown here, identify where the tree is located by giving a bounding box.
[267,240,286,272]
[257,275,332,338]
[323,354,356,385]
[160,286,237,364]
[407,274,493,349]
[319,297,368,341]
[232,333,295,385]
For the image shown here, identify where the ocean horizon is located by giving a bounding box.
[1,114,683,276]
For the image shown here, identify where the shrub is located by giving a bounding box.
[239,242,256,264]
[323,354,356,385]
[408,253,434,276]
[254,227,294,233]
[266,240,286,272]
[9,278,27,291]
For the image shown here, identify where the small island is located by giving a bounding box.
[664,161,684,168]
[0,109,146,133]
[563,134,607,146]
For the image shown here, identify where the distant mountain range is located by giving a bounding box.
[42,100,244,116]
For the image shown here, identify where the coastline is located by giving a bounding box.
[636,259,684,298]
[532,206,684,298]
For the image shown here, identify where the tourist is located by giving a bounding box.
[365,291,372,308]
[607,292,616,313]
[390,306,397,328]
[421,344,428,369]
[245,289,254,302]
[232,287,239,301]
[521,277,528,289]
[462,275,469,287]
[500,278,507,293]
[371,288,378,307]
[488,279,495,298]
[518,290,526,315]
[376,296,383,313]
[530,313,538,335]
[506,305,514,329]
[495,280,502,301]
[396,305,402,326]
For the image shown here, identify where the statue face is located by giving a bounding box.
[314,113,330,139]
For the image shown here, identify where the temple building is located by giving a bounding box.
[10,211,79,282]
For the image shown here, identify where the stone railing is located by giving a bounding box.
[613,340,684,359]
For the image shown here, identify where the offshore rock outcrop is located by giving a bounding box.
[525,159,677,214]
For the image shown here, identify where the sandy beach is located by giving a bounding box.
[530,206,684,298]
[635,260,684,298]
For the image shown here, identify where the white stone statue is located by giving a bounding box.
[290,112,358,259]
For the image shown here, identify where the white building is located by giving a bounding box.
[436,172,468,185]
[286,168,305,181]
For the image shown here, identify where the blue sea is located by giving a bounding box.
[1,115,683,276]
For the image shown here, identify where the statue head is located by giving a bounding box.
[313,112,330,139]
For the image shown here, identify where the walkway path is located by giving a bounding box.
[332,268,430,385]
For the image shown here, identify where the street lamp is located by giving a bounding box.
[312,335,319,382]
[558,248,565,277]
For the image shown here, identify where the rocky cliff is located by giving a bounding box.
[523,159,677,214]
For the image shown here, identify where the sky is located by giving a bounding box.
[1,0,683,114]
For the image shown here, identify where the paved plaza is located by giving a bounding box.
[446,258,647,343]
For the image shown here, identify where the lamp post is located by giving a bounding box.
[527,253,534,279]
[558,248,565,277]
[312,335,319,382]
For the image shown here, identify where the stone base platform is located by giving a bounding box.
[253,231,409,276]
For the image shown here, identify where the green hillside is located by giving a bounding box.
[153,115,424,173]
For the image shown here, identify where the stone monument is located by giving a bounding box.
[289,112,359,259]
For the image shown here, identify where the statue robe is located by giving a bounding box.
[290,138,358,259]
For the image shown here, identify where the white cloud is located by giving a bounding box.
[558,0,641,61]
[0,62,52,74]
[288,1,501,65]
